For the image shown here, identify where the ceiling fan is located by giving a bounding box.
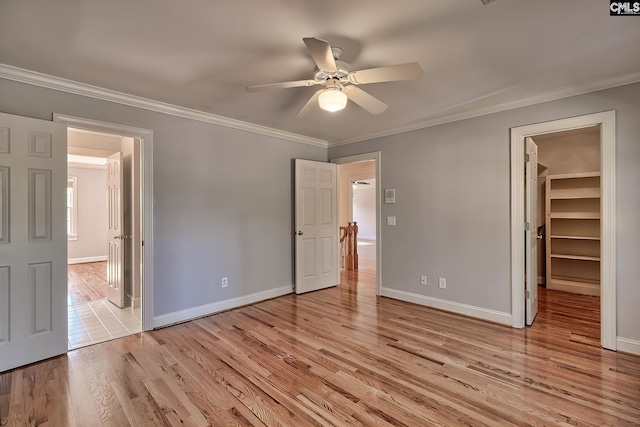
[245,37,423,116]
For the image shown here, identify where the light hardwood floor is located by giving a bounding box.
[68,262,108,305]
[1,257,639,426]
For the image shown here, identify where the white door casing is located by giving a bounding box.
[53,113,154,331]
[525,137,538,325]
[107,152,124,308]
[295,159,339,294]
[510,111,616,351]
[122,137,142,310]
[0,112,68,372]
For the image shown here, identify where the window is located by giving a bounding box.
[67,176,78,240]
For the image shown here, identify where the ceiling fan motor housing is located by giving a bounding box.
[314,60,351,83]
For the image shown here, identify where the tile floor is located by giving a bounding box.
[68,299,142,350]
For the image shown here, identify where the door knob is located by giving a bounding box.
[297,231,303,236]
[114,235,121,239]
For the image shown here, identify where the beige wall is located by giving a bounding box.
[67,166,108,261]
[337,160,375,228]
[534,126,600,175]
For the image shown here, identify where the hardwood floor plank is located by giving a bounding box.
[7,369,25,426]
[2,260,640,426]
[68,262,107,304]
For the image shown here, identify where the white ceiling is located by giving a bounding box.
[1,1,638,145]
[67,128,121,159]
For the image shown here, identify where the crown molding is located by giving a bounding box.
[328,71,640,148]
[0,63,328,148]
[3,63,638,150]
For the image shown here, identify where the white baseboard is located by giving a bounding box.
[380,287,512,326]
[617,337,640,355]
[153,285,292,329]
[68,255,107,265]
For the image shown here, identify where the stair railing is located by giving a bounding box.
[339,221,358,270]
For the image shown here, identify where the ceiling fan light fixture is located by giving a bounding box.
[318,87,347,112]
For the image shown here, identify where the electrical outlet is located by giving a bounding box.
[221,277,228,288]
[420,275,427,285]
[387,216,396,226]
[438,277,446,289]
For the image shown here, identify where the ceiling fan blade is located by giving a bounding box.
[303,37,337,73]
[344,86,387,115]
[245,79,318,92]
[349,62,423,85]
[296,90,322,117]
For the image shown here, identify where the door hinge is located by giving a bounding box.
[525,153,530,162]
[142,240,145,247]
[525,222,531,231]
[525,290,531,299]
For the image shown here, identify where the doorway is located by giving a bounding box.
[55,113,154,337]
[510,111,616,350]
[332,152,381,294]
[66,128,142,349]
[529,126,602,344]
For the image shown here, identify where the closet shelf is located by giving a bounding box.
[550,253,600,261]
[549,188,600,199]
[550,212,600,219]
[547,172,600,179]
[550,235,600,241]
[545,171,601,296]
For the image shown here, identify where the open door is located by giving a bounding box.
[525,137,539,325]
[0,112,68,372]
[107,152,124,308]
[294,159,339,294]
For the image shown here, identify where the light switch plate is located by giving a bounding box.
[384,188,396,204]
[387,216,396,226]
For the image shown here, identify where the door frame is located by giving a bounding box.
[524,137,538,325]
[54,114,154,331]
[510,111,616,350]
[330,151,382,296]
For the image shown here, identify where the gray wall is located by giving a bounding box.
[0,78,326,317]
[2,76,638,344]
[353,181,376,240]
[67,166,108,260]
[329,82,640,343]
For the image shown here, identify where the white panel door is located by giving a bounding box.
[0,112,67,372]
[525,137,539,325]
[295,159,339,294]
[107,152,124,308]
